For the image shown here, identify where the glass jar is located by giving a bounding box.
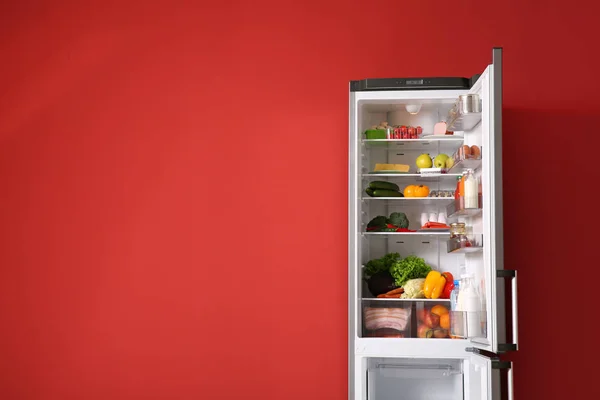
[450,222,466,238]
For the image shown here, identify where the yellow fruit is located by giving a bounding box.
[403,185,416,197]
[440,313,451,330]
[431,305,449,317]
[414,185,430,197]
[416,153,433,169]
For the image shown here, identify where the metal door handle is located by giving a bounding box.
[497,269,518,351]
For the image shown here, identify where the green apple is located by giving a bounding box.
[433,153,449,168]
[445,157,455,169]
[416,153,433,169]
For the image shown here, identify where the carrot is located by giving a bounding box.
[377,293,402,298]
[385,287,404,295]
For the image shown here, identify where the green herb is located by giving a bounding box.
[364,252,401,277]
[389,255,432,287]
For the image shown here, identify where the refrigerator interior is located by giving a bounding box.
[362,355,501,400]
[355,84,490,343]
[367,357,464,400]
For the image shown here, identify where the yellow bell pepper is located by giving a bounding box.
[423,271,447,299]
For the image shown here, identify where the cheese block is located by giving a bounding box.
[373,163,410,172]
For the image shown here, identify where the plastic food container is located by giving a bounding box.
[365,129,388,139]
[363,303,411,338]
[415,302,452,339]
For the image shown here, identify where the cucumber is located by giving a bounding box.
[365,187,375,197]
[372,189,404,197]
[369,181,400,191]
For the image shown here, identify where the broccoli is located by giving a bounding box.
[367,215,388,231]
[388,212,409,229]
[364,252,401,277]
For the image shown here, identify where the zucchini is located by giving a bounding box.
[369,181,400,191]
[365,187,375,197]
[372,189,404,197]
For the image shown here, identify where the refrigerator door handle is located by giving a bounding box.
[507,362,514,400]
[466,347,513,400]
[491,360,514,400]
[497,269,518,352]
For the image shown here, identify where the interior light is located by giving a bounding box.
[405,104,422,115]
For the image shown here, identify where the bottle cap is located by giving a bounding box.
[453,279,460,286]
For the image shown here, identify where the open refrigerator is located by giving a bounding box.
[348,48,518,400]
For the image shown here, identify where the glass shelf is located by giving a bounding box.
[362,298,451,303]
[362,138,463,152]
[362,231,450,237]
[362,173,462,182]
[447,234,483,253]
[447,157,482,173]
[446,201,482,218]
[361,197,455,206]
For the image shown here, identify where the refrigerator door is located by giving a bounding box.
[469,47,518,354]
[466,348,513,400]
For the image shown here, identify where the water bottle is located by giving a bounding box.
[450,279,461,312]
[449,279,463,338]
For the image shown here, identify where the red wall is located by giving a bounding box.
[0,1,596,399]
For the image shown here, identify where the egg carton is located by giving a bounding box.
[418,168,448,175]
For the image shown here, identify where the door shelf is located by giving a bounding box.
[447,157,482,173]
[446,96,482,131]
[447,234,484,253]
[446,201,483,218]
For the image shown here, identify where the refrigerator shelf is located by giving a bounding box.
[362,298,451,302]
[362,173,462,182]
[362,197,455,206]
[362,231,449,237]
[362,138,463,152]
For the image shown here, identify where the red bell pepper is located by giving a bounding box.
[440,272,454,299]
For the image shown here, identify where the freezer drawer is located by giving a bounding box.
[358,351,512,400]
[367,358,463,400]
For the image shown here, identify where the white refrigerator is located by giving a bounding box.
[348,48,518,400]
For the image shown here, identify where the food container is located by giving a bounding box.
[458,94,481,114]
[363,303,412,338]
[450,222,466,237]
[415,302,451,339]
[364,129,388,140]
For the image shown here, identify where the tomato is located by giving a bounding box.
[414,185,430,197]
[403,185,416,197]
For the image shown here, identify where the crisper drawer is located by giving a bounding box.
[367,358,463,400]
[362,302,412,338]
[361,300,455,339]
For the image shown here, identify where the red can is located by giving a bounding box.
[398,125,407,139]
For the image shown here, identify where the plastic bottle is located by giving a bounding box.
[450,279,464,338]
[464,169,478,209]
[460,273,481,338]
[450,279,461,312]
[454,176,463,211]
